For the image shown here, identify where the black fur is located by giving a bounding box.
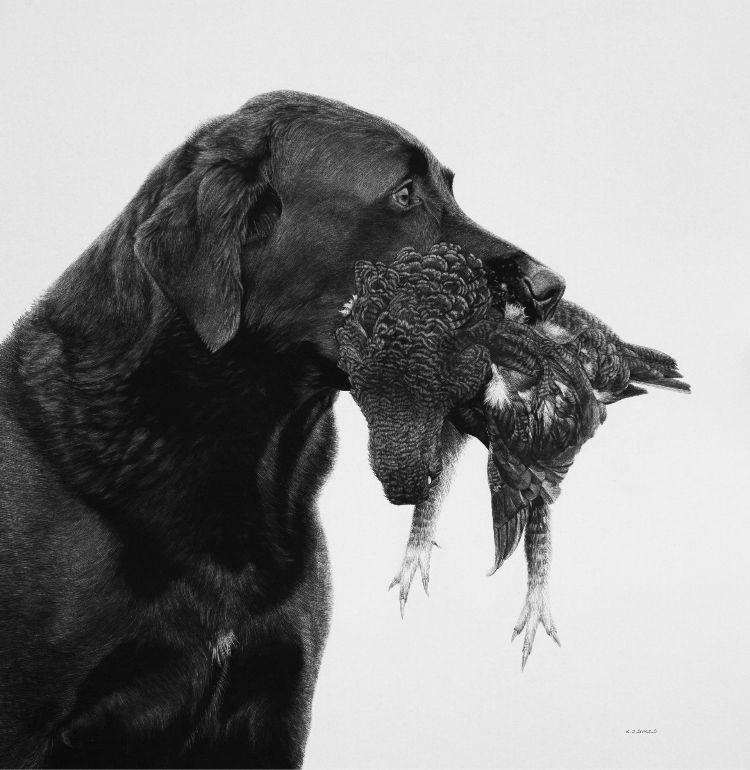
[0,91,564,768]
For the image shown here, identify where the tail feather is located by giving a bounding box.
[624,343,680,375]
[608,383,648,403]
[633,377,691,393]
[488,507,528,576]
[622,341,689,392]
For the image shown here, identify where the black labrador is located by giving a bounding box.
[0,91,564,768]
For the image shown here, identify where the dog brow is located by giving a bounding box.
[405,145,430,177]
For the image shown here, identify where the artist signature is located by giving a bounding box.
[625,728,658,734]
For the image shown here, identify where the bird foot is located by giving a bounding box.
[511,585,560,670]
[389,540,436,618]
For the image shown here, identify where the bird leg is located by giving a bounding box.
[511,500,560,669]
[390,422,466,617]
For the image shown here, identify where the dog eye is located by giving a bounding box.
[392,183,412,208]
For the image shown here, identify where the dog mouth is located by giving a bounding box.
[488,281,541,326]
[488,280,561,325]
[484,256,565,323]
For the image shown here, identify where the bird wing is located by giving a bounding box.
[550,302,691,396]
[487,440,530,575]
[481,325,545,388]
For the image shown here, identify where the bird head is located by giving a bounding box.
[337,244,493,505]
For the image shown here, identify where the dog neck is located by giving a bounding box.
[6,233,341,593]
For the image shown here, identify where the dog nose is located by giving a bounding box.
[523,268,565,320]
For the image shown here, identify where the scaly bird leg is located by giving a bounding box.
[511,500,561,669]
[390,422,466,617]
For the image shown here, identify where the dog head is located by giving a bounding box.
[134,91,564,362]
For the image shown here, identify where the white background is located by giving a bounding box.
[1,1,749,767]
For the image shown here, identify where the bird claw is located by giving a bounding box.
[511,586,560,669]
[389,542,434,617]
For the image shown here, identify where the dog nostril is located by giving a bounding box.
[525,270,565,303]
[523,271,565,319]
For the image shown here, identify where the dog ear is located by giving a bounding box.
[135,162,272,352]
